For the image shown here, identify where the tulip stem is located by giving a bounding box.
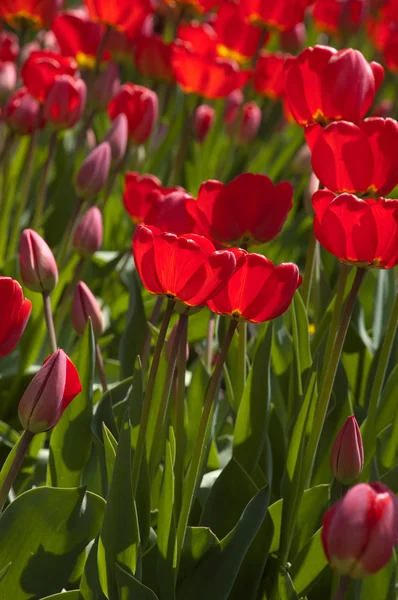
[362,290,398,472]
[0,430,34,512]
[301,228,318,310]
[141,296,164,373]
[149,313,188,477]
[174,315,188,519]
[42,292,57,354]
[176,319,238,568]
[333,575,351,600]
[32,130,58,232]
[131,298,175,495]
[237,320,247,405]
[205,312,215,371]
[95,342,108,393]
[168,96,197,186]
[0,137,12,265]
[54,256,85,336]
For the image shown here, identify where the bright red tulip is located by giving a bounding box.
[193,104,215,142]
[306,118,398,197]
[177,21,218,57]
[73,206,103,255]
[0,31,19,62]
[144,190,199,235]
[240,0,311,31]
[284,45,384,126]
[313,190,398,268]
[171,44,251,99]
[43,74,86,130]
[0,277,31,358]
[84,0,152,34]
[188,174,293,247]
[132,224,237,308]
[312,0,369,34]
[207,251,301,323]
[72,281,105,337]
[21,50,78,103]
[322,482,398,577]
[18,349,82,433]
[123,172,179,223]
[19,229,58,293]
[108,83,158,144]
[330,416,364,485]
[134,34,175,82]
[253,51,292,99]
[0,0,59,29]
[4,87,43,135]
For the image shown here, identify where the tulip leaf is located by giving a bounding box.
[290,528,328,595]
[98,410,141,598]
[47,320,95,487]
[0,486,105,599]
[116,563,159,599]
[79,537,107,600]
[178,527,220,583]
[358,554,397,600]
[185,360,211,469]
[233,324,273,475]
[292,291,312,374]
[278,569,299,600]
[41,593,80,599]
[0,431,24,494]
[119,270,147,379]
[102,423,117,487]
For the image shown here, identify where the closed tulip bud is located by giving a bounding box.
[238,101,261,143]
[330,416,364,485]
[43,75,86,130]
[103,113,128,165]
[280,22,306,53]
[73,206,103,255]
[75,142,111,197]
[91,62,120,111]
[72,281,105,337]
[322,482,398,578]
[19,229,58,293]
[108,83,158,144]
[0,62,16,98]
[18,349,82,433]
[4,87,42,135]
[224,89,244,124]
[166,322,189,362]
[193,104,215,143]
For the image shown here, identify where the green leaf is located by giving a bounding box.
[47,320,95,487]
[79,538,107,600]
[98,411,141,598]
[157,431,176,599]
[292,291,312,374]
[116,563,159,600]
[357,554,396,600]
[40,592,80,599]
[185,360,210,469]
[233,324,273,475]
[278,569,299,600]
[0,431,24,492]
[178,527,219,583]
[119,271,147,379]
[290,528,328,595]
[176,486,269,600]
[0,487,105,600]
[102,423,117,487]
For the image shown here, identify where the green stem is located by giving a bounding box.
[167,96,195,186]
[149,313,187,476]
[301,228,318,310]
[176,319,238,567]
[0,139,12,264]
[55,197,85,267]
[141,296,164,373]
[42,292,57,354]
[31,130,58,231]
[333,575,351,600]
[0,430,34,511]
[236,320,247,405]
[291,294,303,398]
[54,256,85,336]
[0,131,14,178]
[95,342,108,393]
[362,289,398,470]
[131,298,175,495]
[205,311,215,371]
[174,315,189,519]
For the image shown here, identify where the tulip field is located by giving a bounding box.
[2,0,398,599]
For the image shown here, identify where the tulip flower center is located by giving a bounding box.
[7,11,41,29]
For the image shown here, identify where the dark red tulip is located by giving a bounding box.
[313,190,398,268]
[280,23,306,53]
[188,174,293,247]
[19,229,59,294]
[84,0,153,35]
[253,51,292,99]
[21,50,78,103]
[240,0,311,31]
[72,281,105,337]
[73,206,103,256]
[306,118,398,197]
[134,34,175,82]
[0,31,19,62]
[132,224,237,308]
[43,74,86,130]
[193,104,215,142]
[322,482,398,577]
[0,277,31,358]
[123,172,179,223]
[207,251,301,323]
[330,416,364,485]
[0,0,59,29]
[226,101,262,143]
[108,83,158,144]
[214,0,265,64]
[312,0,369,34]
[4,87,43,135]
[284,45,384,125]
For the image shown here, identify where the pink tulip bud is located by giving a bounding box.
[43,75,86,130]
[103,113,128,165]
[193,104,215,143]
[75,142,112,197]
[330,415,364,485]
[4,87,42,135]
[91,62,120,111]
[72,281,105,337]
[18,349,82,433]
[73,206,103,255]
[322,482,398,578]
[108,83,158,145]
[0,62,16,98]
[19,229,58,293]
[166,322,189,362]
[238,101,261,143]
[280,22,306,53]
[223,89,244,124]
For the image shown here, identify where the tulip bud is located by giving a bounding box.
[18,349,82,433]
[73,206,103,256]
[166,322,189,362]
[223,89,244,124]
[91,62,120,110]
[322,482,398,578]
[280,23,306,53]
[4,87,42,135]
[330,416,364,485]
[19,229,58,293]
[238,101,261,143]
[108,83,158,144]
[72,281,105,337]
[0,62,16,98]
[193,104,215,143]
[103,113,128,165]
[75,142,112,197]
[43,75,87,130]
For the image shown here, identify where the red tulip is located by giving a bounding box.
[132,224,237,308]
[18,349,82,433]
[193,104,215,142]
[43,75,86,130]
[284,45,384,126]
[240,0,311,31]
[19,229,58,293]
[0,277,31,358]
[84,0,153,34]
[306,118,398,197]
[73,206,103,255]
[280,23,306,53]
[176,21,218,57]
[171,44,251,99]
[313,190,398,268]
[253,51,292,99]
[134,34,175,82]
[224,89,244,124]
[21,50,78,103]
[330,416,364,485]
[322,482,398,577]
[0,31,19,62]
[4,87,43,135]
[0,0,59,29]
[226,101,262,143]
[188,174,293,247]
[207,251,301,323]
[72,281,105,337]
[145,190,199,235]
[123,172,179,223]
[108,83,158,144]
[312,0,369,35]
